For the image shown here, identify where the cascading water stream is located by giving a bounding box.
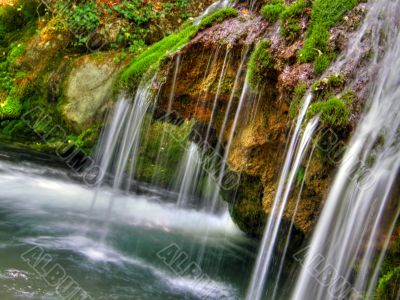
[89,79,151,240]
[175,142,202,208]
[291,1,400,298]
[245,91,318,300]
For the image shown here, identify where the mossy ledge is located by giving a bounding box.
[119,8,238,87]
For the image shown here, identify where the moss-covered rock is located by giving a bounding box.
[119,8,239,88]
[229,175,266,237]
[62,53,119,132]
[298,0,359,73]
[247,39,276,92]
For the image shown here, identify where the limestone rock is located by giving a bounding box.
[63,53,117,132]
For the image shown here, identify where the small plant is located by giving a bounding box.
[113,0,158,25]
[65,2,100,48]
[247,40,275,91]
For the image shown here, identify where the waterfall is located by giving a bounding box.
[89,79,151,239]
[193,0,233,25]
[246,92,318,300]
[175,142,202,208]
[291,2,400,299]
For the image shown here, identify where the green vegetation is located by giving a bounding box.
[280,0,308,41]
[298,0,358,73]
[375,266,400,300]
[312,73,345,101]
[0,0,42,122]
[120,8,238,85]
[307,96,351,128]
[0,0,39,43]
[135,119,193,186]
[314,54,332,75]
[296,166,306,187]
[247,40,275,91]
[198,7,238,29]
[289,82,307,119]
[64,2,100,47]
[120,24,198,83]
[0,41,28,120]
[260,0,309,41]
[52,0,194,52]
[229,175,266,237]
[260,0,285,22]
[375,233,400,300]
[260,0,358,72]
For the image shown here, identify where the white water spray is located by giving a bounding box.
[292,1,400,299]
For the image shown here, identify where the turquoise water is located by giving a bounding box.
[0,144,258,300]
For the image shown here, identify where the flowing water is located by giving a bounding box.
[1,0,399,298]
[0,143,257,300]
[291,1,400,298]
[246,94,318,300]
[246,0,400,298]
[175,142,202,208]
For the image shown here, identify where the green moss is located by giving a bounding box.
[281,18,302,41]
[281,0,309,42]
[229,175,266,237]
[120,8,238,85]
[120,24,198,84]
[311,73,345,101]
[295,166,306,187]
[247,40,275,91]
[289,82,307,119]
[314,54,334,75]
[0,41,28,120]
[260,2,286,21]
[198,7,238,29]
[0,94,23,120]
[0,0,39,43]
[260,0,309,41]
[281,0,308,20]
[298,0,358,68]
[135,119,193,187]
[307,96,351,128]
[68,125,101,153]
[375,266,400,300]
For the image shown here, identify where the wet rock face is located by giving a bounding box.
[152,3,372,237]
[157,9,269,126]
